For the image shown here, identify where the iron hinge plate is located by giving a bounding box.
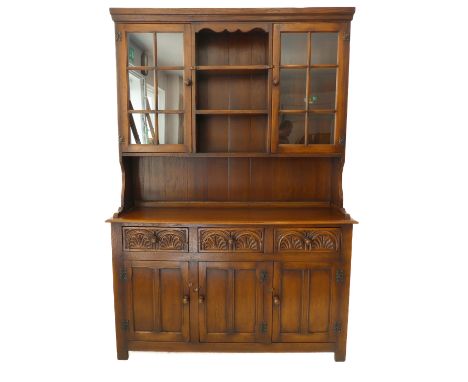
[336,269,345,283]
[121,320,129,331]
[119,268,127,282]
[116,31,122,42]
[334,321,342,334]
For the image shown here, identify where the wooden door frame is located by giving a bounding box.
[271,22,349,154]
[125,260,190,342]
[116,23,193,153]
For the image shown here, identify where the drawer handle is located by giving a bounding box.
[273,295,280,305]
[182,295,190,305]
[198,295,205,304]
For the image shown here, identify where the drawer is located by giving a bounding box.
[198,228,264,252]
[275,228,340,252]
[123,227,189,252]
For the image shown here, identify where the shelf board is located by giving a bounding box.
[194,65,270,71]
[196,109,268,115]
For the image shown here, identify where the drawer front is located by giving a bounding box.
[198,228,264,253]
[123,227,189,252]
[275,228,340,253]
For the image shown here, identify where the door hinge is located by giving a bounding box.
[334,321,342,334]
[259,321,268,333]
[119,268,127,282]
[118,135,125,144]
[336,269,345,283]
[259,270,268,283]
[121,320,129,331]
[116,31,122,42]
[343,32,350,42]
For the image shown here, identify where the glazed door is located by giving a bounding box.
[271,23,349,154]
[117,24,192,152]
[272,262,339,342]
[126,261,190,342]
[198,262,272,343]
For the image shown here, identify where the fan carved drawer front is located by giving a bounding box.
[275,228,341,252]
[123,227,189,252]
[198,228,264,252]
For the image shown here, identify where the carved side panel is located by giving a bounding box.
[199,228,264,252]
[123,228,188,252]
[275,228,340,252]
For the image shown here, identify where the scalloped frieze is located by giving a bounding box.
[199,228,264,252]
[196,25,269,33]
[123,228,188,251]
[275,229,340,252]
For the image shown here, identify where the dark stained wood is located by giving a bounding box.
[109,7,356,361]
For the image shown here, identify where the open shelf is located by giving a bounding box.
[195,65,270,72]
[196,115,268,153]
[196,29,269,66]
[196,110,268,115]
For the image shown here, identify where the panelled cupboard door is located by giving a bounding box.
[272,262,338,342]
[198,262,272,343]
[116,24,192,152]
[126,261,190,342]
[271,23,350,154]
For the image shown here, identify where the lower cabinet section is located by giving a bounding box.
[124,259,339,345]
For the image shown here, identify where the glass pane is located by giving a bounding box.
[280,69,307,110]
[157,70,184,110]
[311,33,338,65]
[158,114,184,144]
[281,33,308,65]
[129,113,156,144]
[278,114,305,144]
[307,113,335,144]
[127,33,154,66]
[309,68,337,110]
[128,70,155,111]
[157,33,184,66]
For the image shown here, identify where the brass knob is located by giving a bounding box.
[184,78,192,86]
[273,295,280,305]
[182,295,190,304]
[199,295,205,303]
[273,78,279,86]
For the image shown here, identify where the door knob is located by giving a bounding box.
[182,295,190,304]
[273,78,279,86]
[198,295,205,303]
[273,295,280,305]
[184,78,192,86]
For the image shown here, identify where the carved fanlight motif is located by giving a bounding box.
[199,229,264,252]
[276,229,340,252]
[124,228,188,251]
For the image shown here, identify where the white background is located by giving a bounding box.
[1,0,467,380]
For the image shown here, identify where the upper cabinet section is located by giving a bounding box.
[117,24,192,153]
[271,23,350,154]
[112,9,353,156]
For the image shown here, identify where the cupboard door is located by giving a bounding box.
[271,23,349,154]
[117,24,192,152]
[126,261,190,342]
[198,262,272,343]
[272,262,338,342]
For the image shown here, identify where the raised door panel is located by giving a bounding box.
[126,261,190,342]
[198,261,272,343]
[272,262,338,342]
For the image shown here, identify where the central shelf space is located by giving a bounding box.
[195,28,270,153]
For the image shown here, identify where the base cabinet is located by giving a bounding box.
[122,259,342,346]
